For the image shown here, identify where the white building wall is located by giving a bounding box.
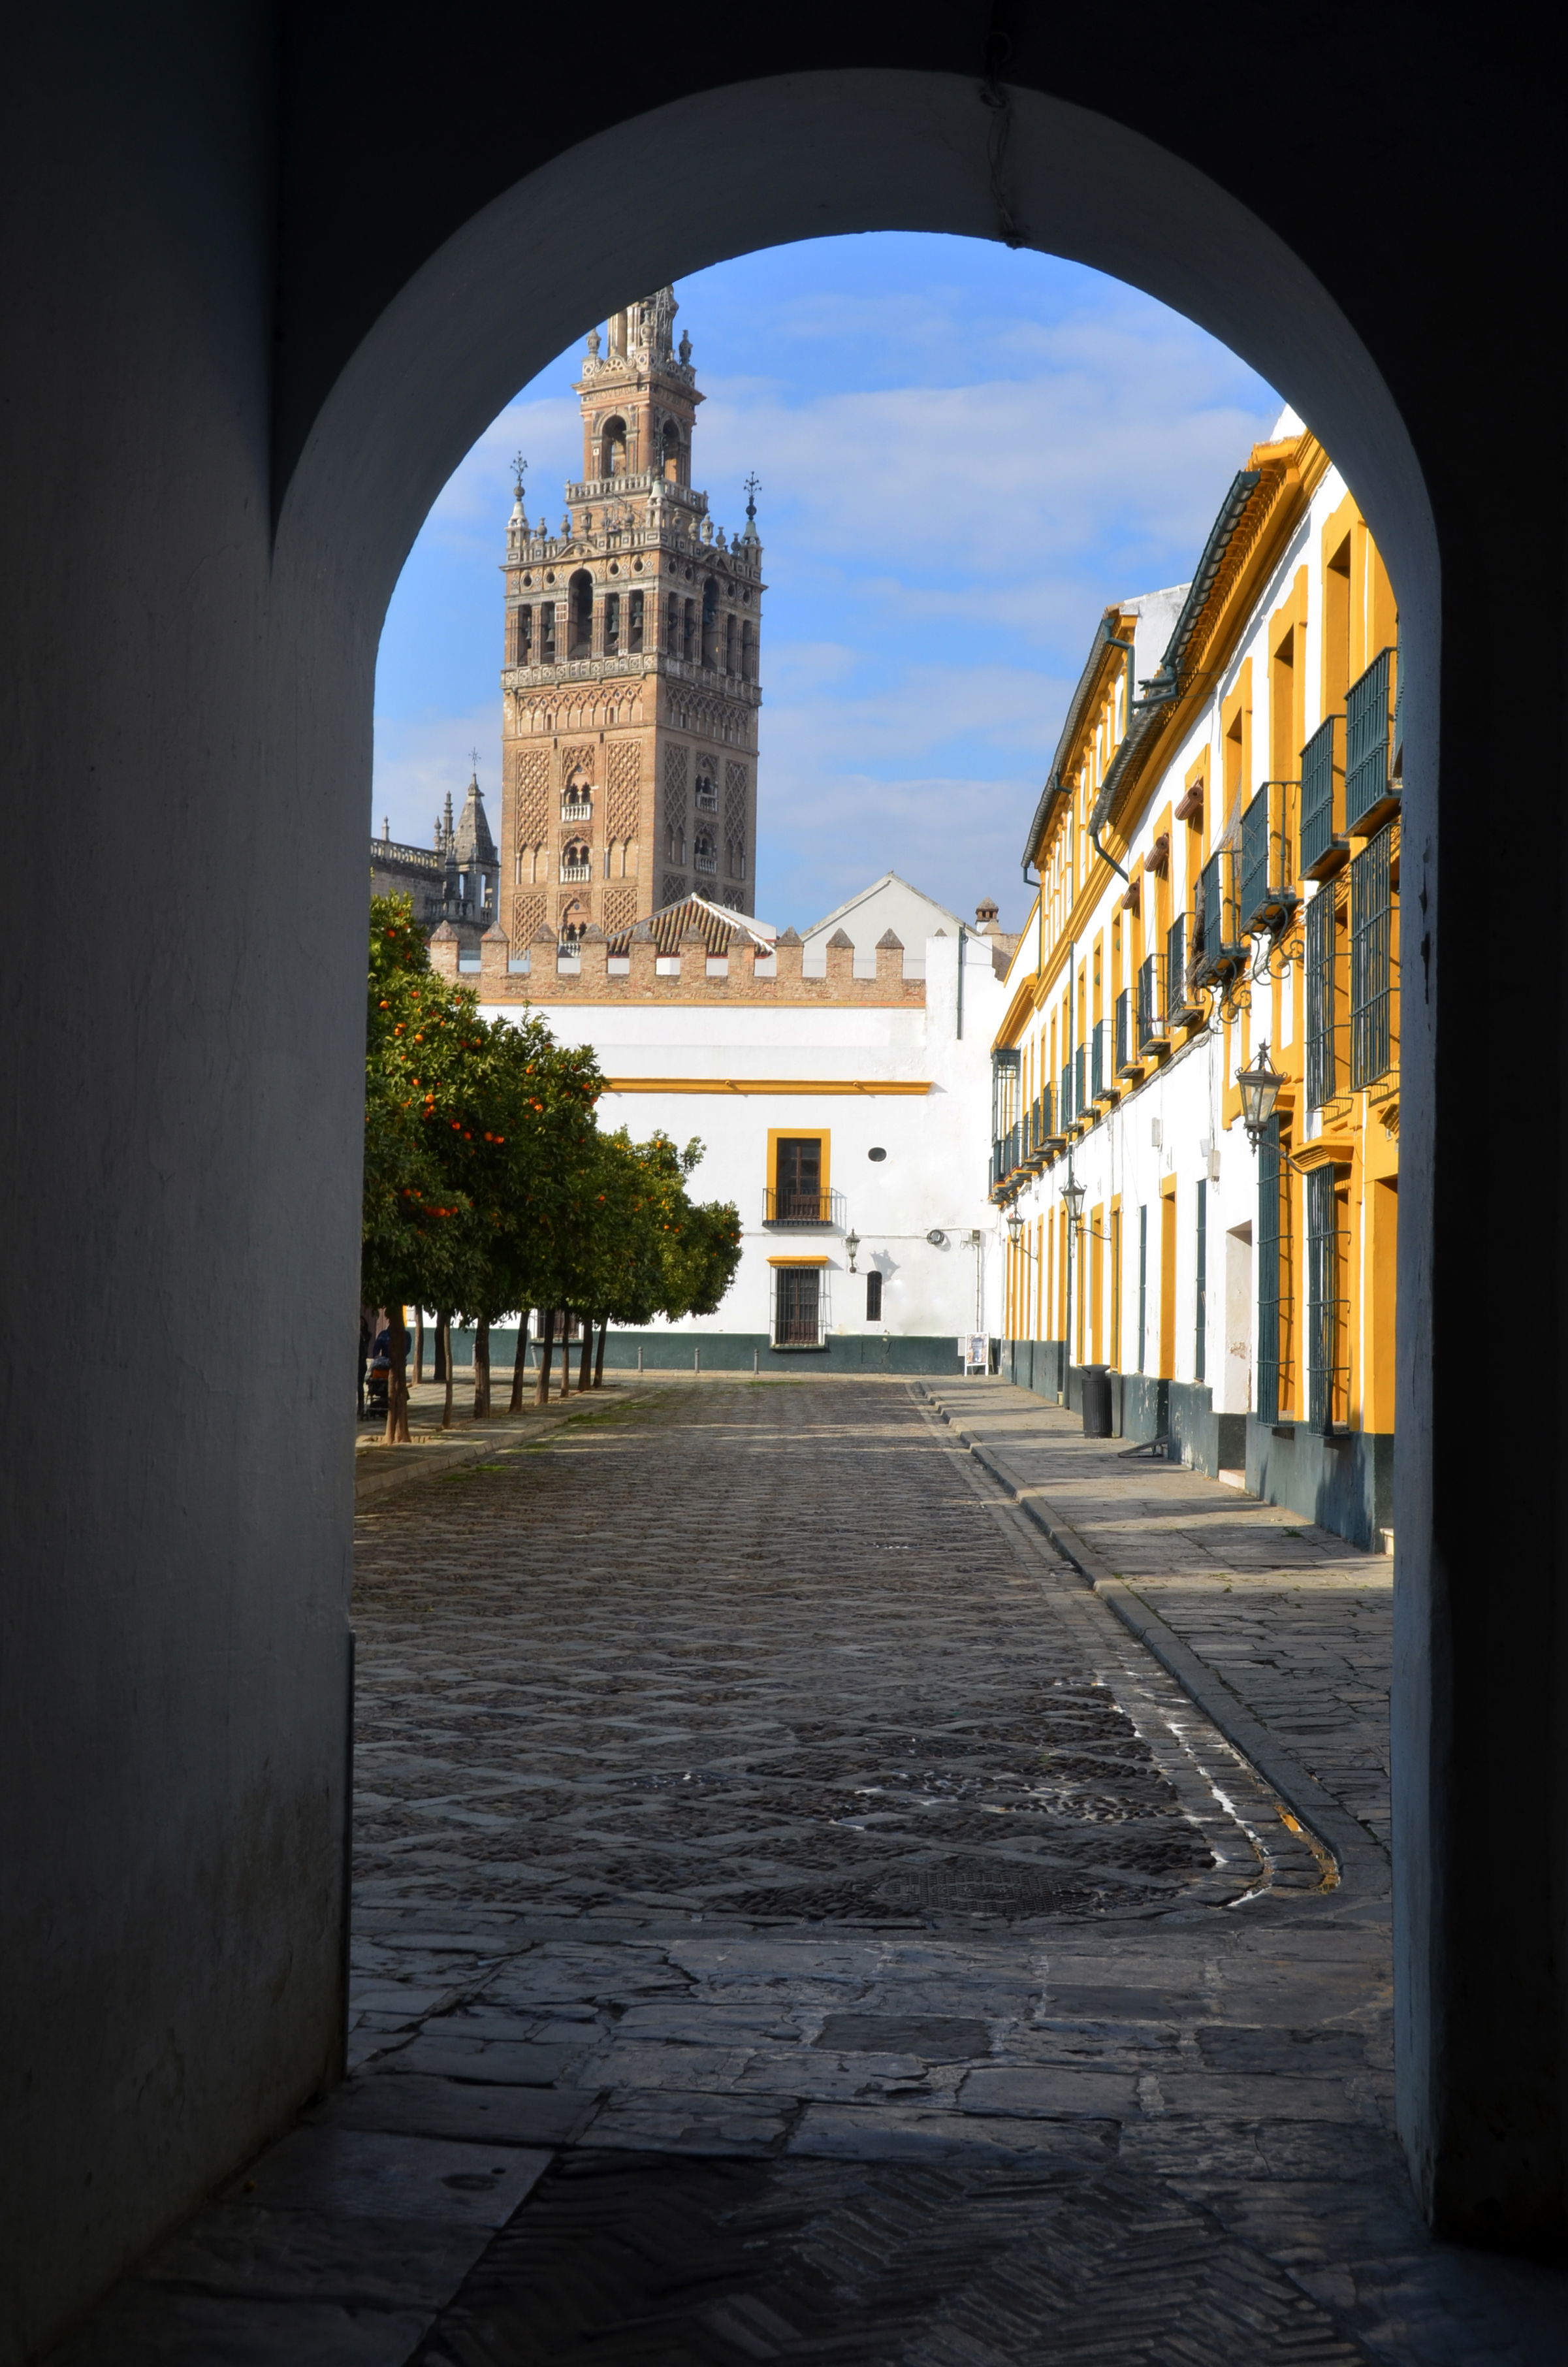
[483,931,1008,1349]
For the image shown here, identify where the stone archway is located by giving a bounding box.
[7,24,1558,2355]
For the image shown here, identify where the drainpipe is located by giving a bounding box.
[955,922,965,1039]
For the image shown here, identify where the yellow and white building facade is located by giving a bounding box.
[991,410,1401,1551]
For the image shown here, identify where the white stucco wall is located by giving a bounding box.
[486,931,1008,1344]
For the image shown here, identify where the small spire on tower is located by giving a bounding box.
[741,473,761,545]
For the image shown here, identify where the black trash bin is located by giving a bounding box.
[1081,1363,1113,1438]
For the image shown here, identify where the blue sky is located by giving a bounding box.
[374,234,1279,932]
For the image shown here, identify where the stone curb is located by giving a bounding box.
[915,1386,1391,1897]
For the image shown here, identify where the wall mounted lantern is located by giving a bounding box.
[1006,1212,1024,1246]
[1237,1041,1286,1147]
[1060,1176,1086,1225]
[844,1229,861,1272]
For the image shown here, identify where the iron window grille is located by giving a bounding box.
[1136,952,1168,1053]
[1074,1040,1089,1124]
[1349,822,1398,1089]
[772,1264,827,1347]
[1344,646,1400,833]
[991,1047,1021,1142]
[1304,888,1341,1111]
[1090,1018,1110,1103]
[1255,1115,1294,1425]
[1300,715,1347,877]
[865,1270,883,1322]
[1305,1163,1351,1430]
[1136,1206,1147,1374]
[1060,1060,1074,1132]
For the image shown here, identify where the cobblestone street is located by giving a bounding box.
[52,1379,1567,2365]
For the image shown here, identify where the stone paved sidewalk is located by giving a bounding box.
[48,1378,1566,2367]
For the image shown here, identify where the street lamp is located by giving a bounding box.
[1006,1211,1024,1246]
[1060,1175,1086,1225]
[844,1229,861,1273]
[1237,1041,1286,1148]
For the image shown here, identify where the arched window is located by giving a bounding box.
[741,620,755,681]
[628,590,645,651]
[568,571,593,658]
[694,830,716,874]
[682,599,695,660]
[511,605,533,666]
[561,839,591,880]
[603,591,620,654]
[562,768,592,821]
[724,611,737,673]
[665,593,679,654]
[660,420,682,482]
[865,1271,883,1321]
[600,415,628,476]
[539,602,556,663]
[664,820,686,863]
[700,577,718,669]
[694,763,717,811]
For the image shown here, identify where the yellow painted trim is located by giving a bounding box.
[605,1078,929,1095]
[767,1125,830,1206]
[767,1255,829,1266]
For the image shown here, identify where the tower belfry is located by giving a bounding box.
[498,288,765,944]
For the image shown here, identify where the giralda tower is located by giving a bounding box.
[498,287,764,944]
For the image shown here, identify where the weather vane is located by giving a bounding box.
[469,746,480,775]
[511,451,528,493]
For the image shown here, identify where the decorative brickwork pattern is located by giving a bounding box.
[510,891,545,942]
[515,749,550,841]
[662,872,687,907]
[602,884,637,933]
[725,759,748,818]
[607,740,641,836]
[663,742,689,809]
[559,742,596,785]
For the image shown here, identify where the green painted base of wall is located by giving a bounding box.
[1004,1338,1392,1552]
[427,1330,963,1376]
[1246,1416,1394,1553]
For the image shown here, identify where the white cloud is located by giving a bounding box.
[372,704,504,847]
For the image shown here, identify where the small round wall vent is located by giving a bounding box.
[867,1146,887,1162]
[926,1228,948,1248]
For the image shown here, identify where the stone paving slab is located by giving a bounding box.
[50,1376,1565,2366]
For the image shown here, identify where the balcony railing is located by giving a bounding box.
[761,1187,842,1228]
[1166,913,1206,1027]
[1239,782,1299,936]
[1090,1018,1108,1102]
[1113,987,1140,1078]
[561,797,592,822]
[559,861,592,882]
[1192,848,1244,984]
[1349,821,1398,1089]
[1059,1060,1074,1132]
[694,850,717,874]
[1345,646,1400,833]
[1300,715,1347,877]
[1136,952,1168,1053]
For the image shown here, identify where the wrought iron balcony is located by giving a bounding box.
[1192,848,1245,984]
[1166,913,1206,1027]
[558,861,592,882]
[1349,821,1398,1090]
[1136,952,1168,1054]
[1345,647,1400,833]
[1300,715,1348,877]
[1114,987,1140,1078]
[1238,783,1300,936]
[761,1187,843,1229]
[1074,1041,1089,1124]
[1059,1060,1075,1133]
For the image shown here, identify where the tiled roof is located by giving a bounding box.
[605,895,776,958]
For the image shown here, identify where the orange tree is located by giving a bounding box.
[556,1130,742,1389]
[362,895,603,1437]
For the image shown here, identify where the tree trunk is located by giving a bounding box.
[384,1306,412,1445]
[509,1319,530,1413]
[577,1317,594,1394]
[473,1315,491,1418]
[536,1308,555,1407]
[414,1306,425,1385]
[594,1319,607,1389]
[434,1315,447,1383]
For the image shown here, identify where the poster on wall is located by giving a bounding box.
[963,1334,989,1373]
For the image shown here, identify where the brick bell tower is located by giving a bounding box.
[498,287,765,945]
